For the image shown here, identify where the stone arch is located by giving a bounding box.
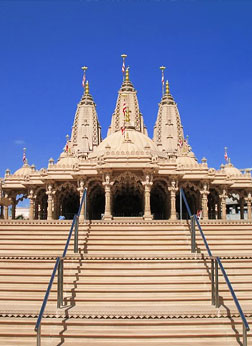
[55,182,79,220]
[151,179,169,219]
[35,187,47,220]
[87,179,105,220]
[112,172,144,217]
[177,182,200,218]
[207,188,221,219]
[227,188,247,220]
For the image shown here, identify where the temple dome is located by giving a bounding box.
[223,162,242,176]
[56,152,78,167]
[90,127,162,158]
[13,163,32,177]
[177,152,198,166]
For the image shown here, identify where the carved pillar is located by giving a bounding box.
[168,180,178,220]
[4,206,8,220]
[245,193,252,221]
[143,174,153,220]
[46,185,53,220]
[11,198,16,220]
[103,174,112,220]
[240,198,245,220]
[200,184,209,220]
[4,194,9,220]
[28,190,35,220]
[35,200,39,220]
[78,180,85,222]
[220,190,227,220]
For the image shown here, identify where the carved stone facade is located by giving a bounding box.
[1,66,252,221]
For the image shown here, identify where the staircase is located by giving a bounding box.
[0,219,251,345]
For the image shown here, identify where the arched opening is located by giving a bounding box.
[56,184,79,220]
[36,189,47,220]
[88,182,105,220]
[176,184,200,219]
[112,173,144,217]
[208,188,220,219]
[61,191,79,219]
[151,180,168,219]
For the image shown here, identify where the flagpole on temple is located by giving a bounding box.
[160,66,166,96]
[224,146,228,163]
[121,54,127,81]
[81,66,88,88]
[22,147,26,164]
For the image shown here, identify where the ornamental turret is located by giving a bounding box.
[67,70,101,157]
[107,64,147,136]
[153,79,184,155]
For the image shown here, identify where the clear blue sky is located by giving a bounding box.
[0,0,252,178]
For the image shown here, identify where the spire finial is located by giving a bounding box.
[125,66,130,81]
[81,66,88,88]
[85,80,89,94]
[160,66,166,96]
[121,54,127,81]
[165,80,170,95]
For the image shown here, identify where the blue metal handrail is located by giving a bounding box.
[34,257,60,335]
[180,188,249,343]
[62,214,77,258]
[194,215,212,257]
[180,188,192,217]
[216,257,250,332]
[34,187,87,345]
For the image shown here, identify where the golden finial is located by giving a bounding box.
[81,66,88,71]
[165,80,170,95]
[125,67,130,81]
[85,80,89,94]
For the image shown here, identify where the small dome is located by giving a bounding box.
[90,128,162,158]
[56,154,78,167]
[223,162,242,176]
[14,163,32,177]
[177,152,198,166]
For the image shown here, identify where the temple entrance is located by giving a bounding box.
[176,185,200,219]
[208,188,220,219]
[112,173,144,217]
[151,180,168,219]
[88,182,105,220]
[56,184,79,220]
[36,189,47,220]
[61,192,79,219]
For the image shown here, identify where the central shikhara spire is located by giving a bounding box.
[63,55,194,161]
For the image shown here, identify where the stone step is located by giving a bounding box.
[0,317,250,345]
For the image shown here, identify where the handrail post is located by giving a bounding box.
[57,257,64,308]
[180,189,182,220]
[84,187,87,221]
[191,215,196,253]
[74,215,79,253]
[243,322,247,346]
[215,257,219,308]
[211,257,215,305]
[37,323,41,346]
